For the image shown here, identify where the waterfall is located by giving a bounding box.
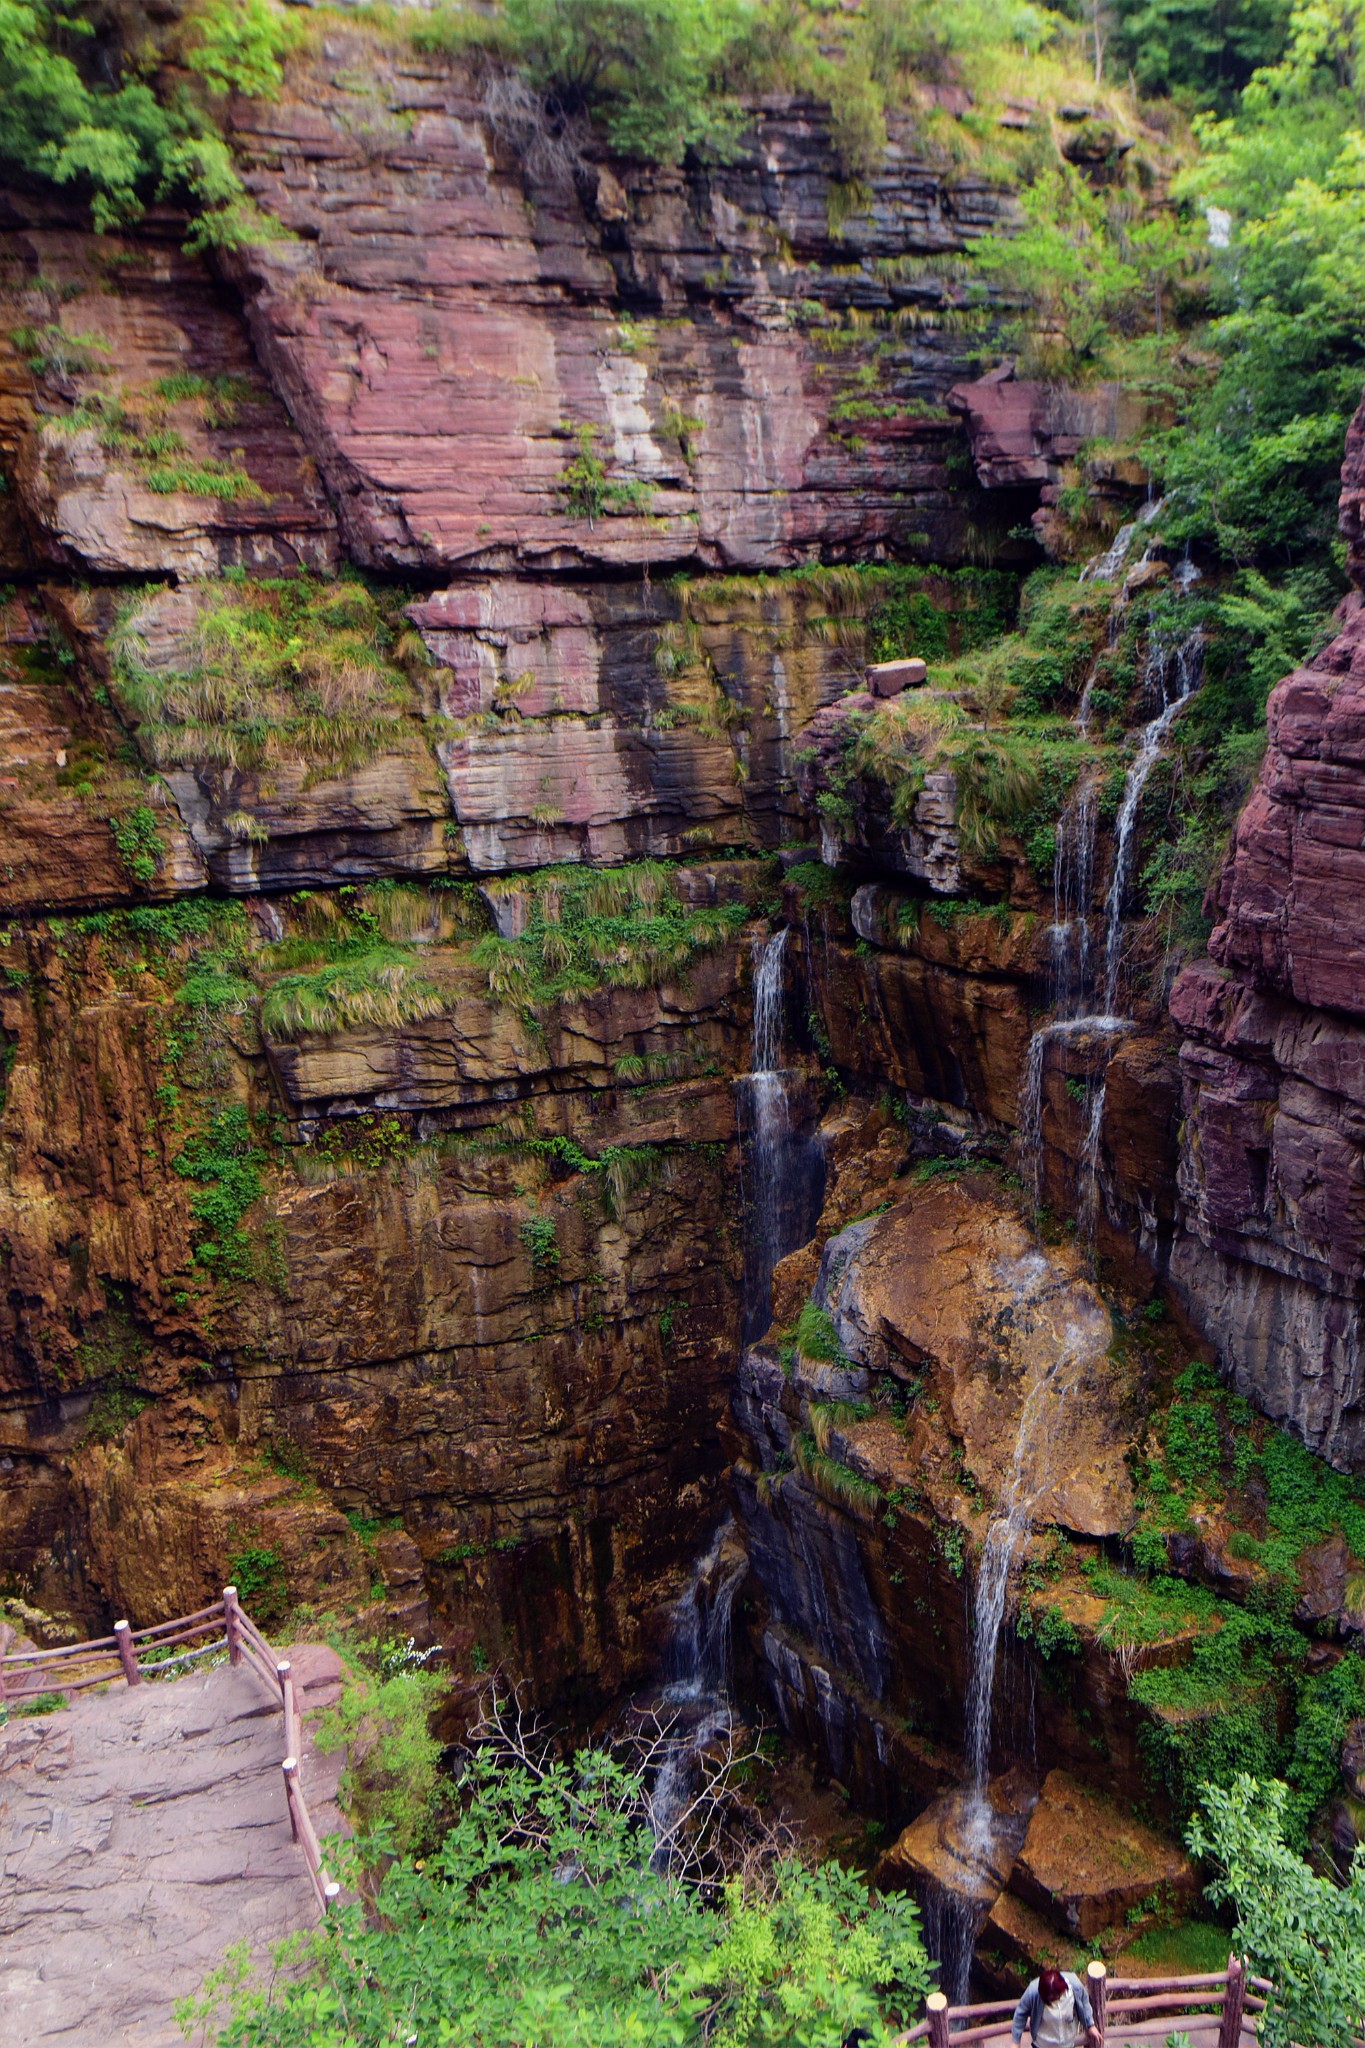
[1018,1016,1130,1212]
[1079,520,1136,585]
[648,1521,746,1872]
[945,1315,1092,1997]
[1076,1071,1109,1238]
[1101,629,1203,1014]
[745,930,790,1341]
[1046,772,1099,1016]
[740,930,825,1342]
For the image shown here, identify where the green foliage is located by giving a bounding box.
[1188,1774,1365,2048]
[5,1689,68,1718]
[107,803,161,887]
[0,0,285,241]
[78,1382,151,1445]
[182,0,299,100]
[110,574,420,776]
[173,1103,266,1279]
[475,863,747,1009]
[195,1726,933,2045]
[792,1299,850,1366]
[1131,1601,1295,1822]
[260,944,444,1041]
[1101,0,1293,107]
[519,1213,560,1270]
[502,0,749,163]
[557,422,655,523]
[227,1543,287,1626]
[1154,3,1365,561]
[315,1650,448,1856]
[795,1433,883,1513]
[1018,1601,1082,1661]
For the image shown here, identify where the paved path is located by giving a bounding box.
[1,1647,346,2047]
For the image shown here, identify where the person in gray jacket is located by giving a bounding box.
[1011,1966,1102,2046]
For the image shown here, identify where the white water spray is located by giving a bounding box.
[648,1522,746,1871]
[1101,630,1203,1014]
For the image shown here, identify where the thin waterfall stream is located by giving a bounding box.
[647,1519,747,1872]
[740,928,824,1342]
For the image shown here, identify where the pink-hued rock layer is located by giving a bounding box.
[1171,386,1365,1464]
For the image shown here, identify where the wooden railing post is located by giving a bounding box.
[223,1584,243,1667]
[279,1663,299,1760]
[926,1993,950,2048]
[1220,1955,1247,2048]
[114,1619,142,1687]
[321,1875,341,1913]
[282,1756,301,1842]
[1087,1959,1107,2036]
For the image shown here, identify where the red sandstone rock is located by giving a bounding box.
[1171,382,1365,1466]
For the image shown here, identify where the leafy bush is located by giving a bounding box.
[1188,1773,1365,2048]
[107,804,161,887]
[190,1730,934,2045]
[503,0,749,162]
[227,1542,288,1626]
[519,1213,560,1269]
[173,1103,267,1278]
[0,0,289,242]
[315,1651,448,1856]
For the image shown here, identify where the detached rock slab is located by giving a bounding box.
[1008,1768,1197,1940]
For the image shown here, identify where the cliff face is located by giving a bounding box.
[0,39,1023,1698]
[1170,399,1365,1466]
[5,30,1365,1981]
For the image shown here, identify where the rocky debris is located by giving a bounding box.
[0,1654,346,2047]
[876,1767,1038,1913]
[866,658,928,696]
[812,1179,1136,1536]
[948,364,1147,494]
[1009,1769,1198,1939]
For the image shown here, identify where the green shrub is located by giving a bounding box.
[173,1103,267,1279]
[1189,1774,1365,2048]
[183,1725,933,2045]
[502,0,747,162]
[315,1649,448,1855]
[107,804,161,887]
[111,573,421,776]
[475,863,747,1009]
[0,0,282,241]
[519,1214,560,1269]
[227,1542,287,1626]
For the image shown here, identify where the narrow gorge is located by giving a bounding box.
[4,0,1365,2025]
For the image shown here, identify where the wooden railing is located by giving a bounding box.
[900,1959,1268,2044]
[1,1586,340,1915]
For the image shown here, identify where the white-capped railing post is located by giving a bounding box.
[114,1619,142,1687]
[926,1993,950,2048]
[223,1585,243,1667]
[1087,1959,1107,2036]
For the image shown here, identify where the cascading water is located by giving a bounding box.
[740,929,825,1341]
[1046,772,1099,1016]
[1101,628,1204,1015]
[647,1520,747,1872]
[939,1309,1095,1998]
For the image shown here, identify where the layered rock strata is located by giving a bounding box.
[1171,394,1365,1466]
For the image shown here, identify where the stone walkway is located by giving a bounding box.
[0,1647,346,2047]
